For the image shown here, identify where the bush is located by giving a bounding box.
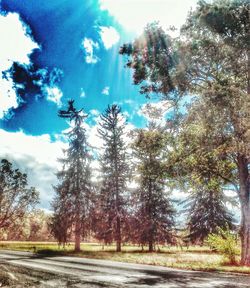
[206,227,239,264]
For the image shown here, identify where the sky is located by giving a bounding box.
[0,0,199,210]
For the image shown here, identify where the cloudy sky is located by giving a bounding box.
[0,0,198,210]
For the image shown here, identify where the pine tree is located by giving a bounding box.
[184,183,235,244]
[50,100,92,251]
[131,125,175,252]
[94,104,129,252]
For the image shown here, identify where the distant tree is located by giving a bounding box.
[0,213,29,241]
[0,159,39,230]
[94,105,129,252]
[28,210,52,241]
[184,183,234,244]
[3,209,52,241]
[131,125,175,252]
[50,100,92,251]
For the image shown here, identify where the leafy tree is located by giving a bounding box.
[28,210,52,241]
[120,0,250,264]
[50,100,92,251]
[94,105,129,252]
[131,125,175,251]
[179,0,249,264]
[119,23,180,100]
[0,159,39,230]
[2,209,52,241]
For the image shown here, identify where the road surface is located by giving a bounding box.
[0,250,249,287]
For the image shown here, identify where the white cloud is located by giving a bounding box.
[100,0,198,35]
[80,88,86,98]
[0,13,38,70]
[138,100,172,122]
[102,86,110,95]
[0,129,66,209]
[171,189,188,200]
[0,13,39,118]
[127,180,138,190]
[90,159,102,183]
[85,122,103,150]
[123,111,130,118]
[99,26,120,49]
[0,75,17,119]
[90,109,100,116]
[124,99,134,105]
[45,86,63,106]
[82,38,99,64]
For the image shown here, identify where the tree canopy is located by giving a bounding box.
[0,159,39,229]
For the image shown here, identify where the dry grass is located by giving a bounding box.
[0,241,249,274]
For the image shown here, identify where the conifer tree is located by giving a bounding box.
[184,183,234,244]
[51,100,92,251]
[94,104,129,252]
[131,125,175,252]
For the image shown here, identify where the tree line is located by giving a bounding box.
[50,102,177,253]
[0,100,234,253]
[48,99,234,253]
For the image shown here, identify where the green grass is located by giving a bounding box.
[0,241,249,274]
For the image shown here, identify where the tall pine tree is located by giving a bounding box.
[131,124,175,252]
[94,104,129,252]
[51,100,92,252]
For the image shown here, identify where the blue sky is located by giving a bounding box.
[0,0,199,209]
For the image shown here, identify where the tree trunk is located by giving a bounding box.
[148,177,154,253]
[116,216,121,252]
[114,131,122,253]
[238,155,250,265]
[74,215,81,252]
[241,207,250,265]
[149,240,154,252]
[242,48,250,265]
[75,156,82,253]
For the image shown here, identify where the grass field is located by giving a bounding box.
[0,241,250,274]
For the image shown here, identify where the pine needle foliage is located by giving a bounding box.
[131,125,175,251]
[50,100,92,251]
[93,104,129,252]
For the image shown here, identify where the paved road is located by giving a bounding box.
[0,250,249,287]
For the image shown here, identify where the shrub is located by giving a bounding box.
[206,227,239,264]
